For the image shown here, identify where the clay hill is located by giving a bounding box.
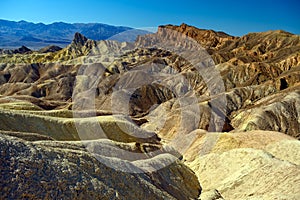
[0,23,300,199]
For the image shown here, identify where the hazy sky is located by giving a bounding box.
[0,0,299,36]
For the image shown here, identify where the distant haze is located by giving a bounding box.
[0,19,150,49]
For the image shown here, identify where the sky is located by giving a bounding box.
[0,0,299,36]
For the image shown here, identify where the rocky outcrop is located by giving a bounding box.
[231,91,300,139]
[0,134,201,199]
[136,23,235,50]
[73,32,88,46]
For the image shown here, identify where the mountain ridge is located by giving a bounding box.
[0,19,149,49]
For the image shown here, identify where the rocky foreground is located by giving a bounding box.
[1,24,300,199]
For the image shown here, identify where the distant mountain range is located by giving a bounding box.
[0,19,149,49]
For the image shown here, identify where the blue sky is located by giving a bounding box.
[0,0,299,36]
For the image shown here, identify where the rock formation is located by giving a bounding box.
[1,134,200,199]
[0,23,299,199]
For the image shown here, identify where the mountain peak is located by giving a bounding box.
[138,23,235,49]
[13,45,32,54]
[73,32,88,46]
[179,23,188,29]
